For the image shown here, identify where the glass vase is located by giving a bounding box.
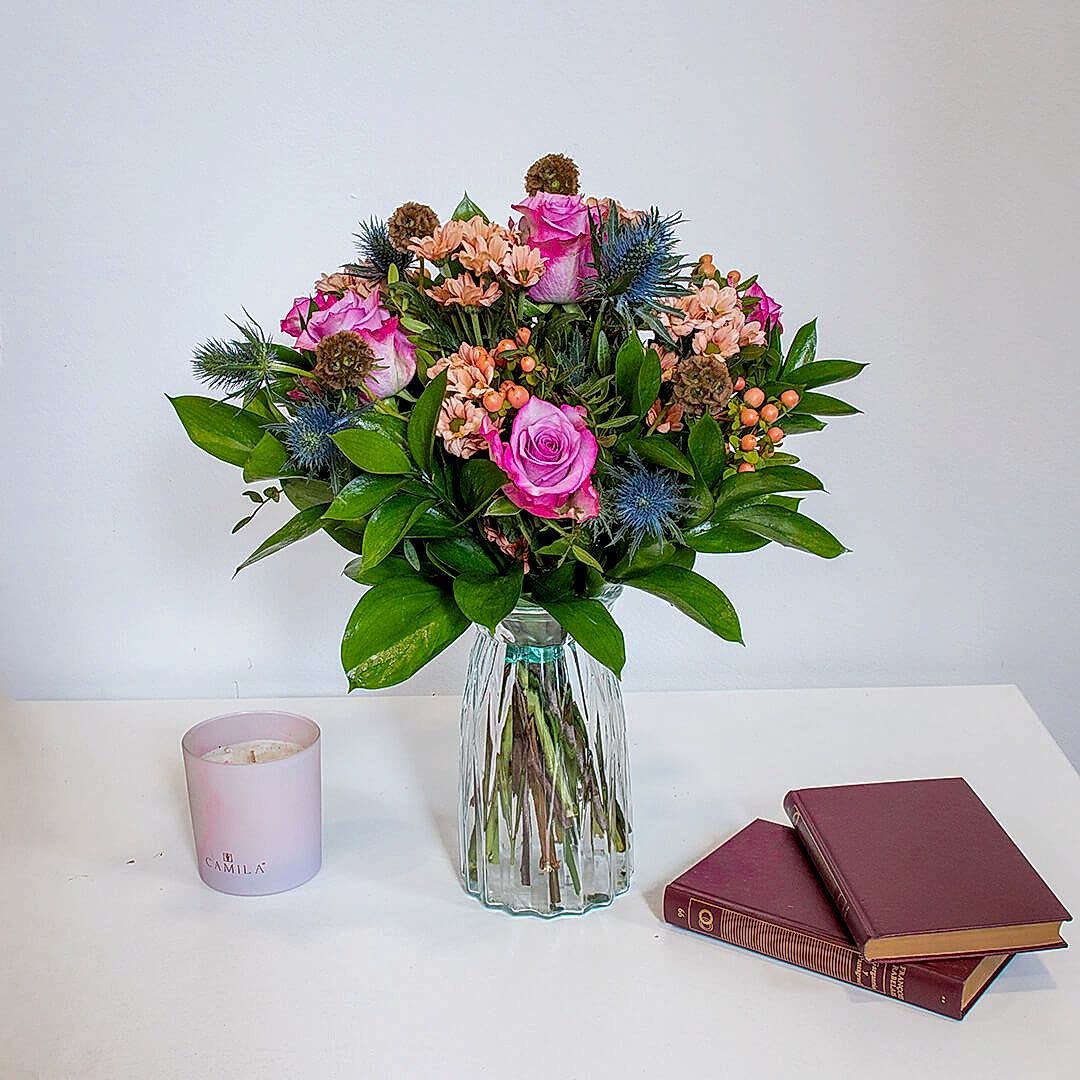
[458,586,632,916]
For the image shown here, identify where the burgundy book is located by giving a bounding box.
[783,778,1071,962]
[664,820,1011,1019]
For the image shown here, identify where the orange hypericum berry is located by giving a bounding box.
[739,434,758,451]
[737,462,756,473]
[483,390,505,412]
[519,355,536,373]
[494,338,516,353]
[767,426,785,443]
[515,327,531,346]
[734,377,746,392]
[744,387,765,408]
[740,408,760,427]
[780,389,800,408]
[726,270,742,287]
[506,384,530,409]
[760,403,779,423]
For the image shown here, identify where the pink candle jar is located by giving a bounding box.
[182,711,322,896]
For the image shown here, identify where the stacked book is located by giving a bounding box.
[664,778,1071,1019]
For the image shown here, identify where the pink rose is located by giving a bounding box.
[485,397,600,520]
[511,193,593,304]
[744,282,783,333]
[288,287,416,398]
[280,293,333,337]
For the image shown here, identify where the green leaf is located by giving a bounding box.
[169,395,265,468]
[727,504,847,558]
[406,505,463,538]
[627,438,695,477]
[282,477,333,509]
[793,391,861,416]
[453,565,523,633]
[785,359,867,390]
[687,414,726,487]
[757,452,800,467]
[461,458,509,510]
[451,192,488,223]
[360,494,435,572]
[235,504,329,574]
[332,429,413,475]
[343,554,418,586]
[610,540,695,579]
[781,319,817,375]
[324,475,403,521]
[712,465,825,516]
[537,599,626,677]
[427,536,500,575]
[687,523,770,554]
[528,562,575,602]
[407,368,448,476]
[779,413,827,436]
[484,496,520,517]
[242,432,291,483]
[353,409,408,442]
[321,520,365,554]
[614,334,646,413]
[342,579,469,689]
[626,566,743,643]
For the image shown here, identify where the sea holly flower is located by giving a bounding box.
[511,192,592,304]
[601,452,693,558]
[485,397,600,521]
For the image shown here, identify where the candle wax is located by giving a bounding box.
[201,739,303,765]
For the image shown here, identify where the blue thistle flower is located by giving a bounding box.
[350,218,413,280]
[600,452,693,558]
[584,206,686,334]
[268,401,361,491]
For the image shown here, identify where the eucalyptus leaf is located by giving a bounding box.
[342,579,469,689]
[626,565,743,643]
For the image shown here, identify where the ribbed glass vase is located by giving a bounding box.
[458,586,632,916]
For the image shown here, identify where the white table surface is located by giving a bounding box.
[1,686,1077,1079]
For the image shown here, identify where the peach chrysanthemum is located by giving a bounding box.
[664,282,754,358]
[459,216,513,247]
[459,233,511,277]
[692,314,744,358]
[313,271,376,297]
[429,273,502,308]
[436,395,496,459]
[428,344,496,399]
[646,399,684,434]
[501,245,546,288]
[408,220,466,262]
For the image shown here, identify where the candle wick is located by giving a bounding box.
[248,748,258,764]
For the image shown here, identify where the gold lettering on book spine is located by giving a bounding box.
[687,899,858,985]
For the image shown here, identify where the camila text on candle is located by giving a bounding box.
[206,851,267,875]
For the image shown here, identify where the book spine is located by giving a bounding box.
[663,883,965,1019]
[783,791,875,953]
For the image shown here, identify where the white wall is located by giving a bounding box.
[3,1,1078,764]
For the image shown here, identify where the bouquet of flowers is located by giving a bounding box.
[172,152,863,913]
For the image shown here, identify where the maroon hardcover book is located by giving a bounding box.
[783,778,1071,962]
[663,820,1011,1019]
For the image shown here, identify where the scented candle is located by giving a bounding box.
[182,711,322,896]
